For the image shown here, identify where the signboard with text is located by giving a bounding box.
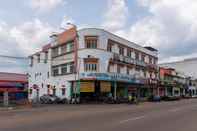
[80,73,139,83]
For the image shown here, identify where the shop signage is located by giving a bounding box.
[80,73,137,83]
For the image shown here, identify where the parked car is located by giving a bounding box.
[40,94,60,104]
[58,97,69,104]
[148,95,161,102]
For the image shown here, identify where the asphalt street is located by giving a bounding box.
[0,99,197,131]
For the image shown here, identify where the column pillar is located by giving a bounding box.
[3,91,9,107]
[165,87,168,96]
[114,81,117,101]
[157,87,160,96]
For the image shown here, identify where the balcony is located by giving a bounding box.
[112,53,146,67]
[147,63,158,70]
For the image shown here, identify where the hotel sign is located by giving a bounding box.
[80,73,136,83]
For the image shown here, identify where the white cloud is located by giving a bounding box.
[0,16,76,73]
[10,19,54,55]
[102,0,128,32]
[30,0,65,12]
[113,0,197,63]
[159,52,197,64]
[60,16,75,29]
[0,19,54,73]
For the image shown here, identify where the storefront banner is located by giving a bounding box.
[80,73,144,83]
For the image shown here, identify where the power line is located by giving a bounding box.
[0,55,27,60]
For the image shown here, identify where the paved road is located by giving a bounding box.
[0,99,197,131]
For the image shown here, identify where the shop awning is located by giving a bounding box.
[0,82,24,88]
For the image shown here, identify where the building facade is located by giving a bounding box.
[160,59,197,98]
[158,67,188,98]
[160,58,197,78]
[0,72,28,103]
[28,27,158,102]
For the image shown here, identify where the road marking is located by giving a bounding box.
[168,108,183,112]
[119,115,146,124]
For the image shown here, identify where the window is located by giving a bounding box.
[61,62,74,75]
[67,42,74,52]
[52,47,59,57]
[44,52,48,63]
[141,54,145,62]
[61,44,67,54]
[117,65,121,73]
[85,63,98,72]
[85,36,98,48]
[61,42,74,54]
[62,88,66,95]
[107,40,113,52]
[69,62,74,73]
[52,66,59,76]
[135,51,139,60]
[84,58,98,72]
[149,56,153,64]
[37,54,40,63]
[119,46,124,56]
[61,64,68,75]
[153,58,157,65]
[127,67,130,75]
[127,48,132,57]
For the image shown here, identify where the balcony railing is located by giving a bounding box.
[112,53,147,67]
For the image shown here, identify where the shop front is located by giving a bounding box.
[79,80,112,103]
[172,87,181,97]
[0,82,28,104]
[77,73,139,103]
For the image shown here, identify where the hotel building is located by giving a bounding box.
[28,27,158,102]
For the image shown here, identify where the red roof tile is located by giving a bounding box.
[57,27,77,45]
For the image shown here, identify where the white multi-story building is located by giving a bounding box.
[28,27,158,102]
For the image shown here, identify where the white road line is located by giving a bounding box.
[168,108,183,112]
[119,115,146,124]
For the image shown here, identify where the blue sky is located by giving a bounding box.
[0,0,197,73]
[0,0,150,29]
